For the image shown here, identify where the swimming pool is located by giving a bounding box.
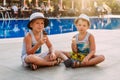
[0,16,120,38]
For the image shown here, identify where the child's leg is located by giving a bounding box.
[81,55,105,66]
[54,50,75,67]
[54,50,69,61]
[25,54,57,66]
[61,51,71,58]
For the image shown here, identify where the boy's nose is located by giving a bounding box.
[79,26,83,29]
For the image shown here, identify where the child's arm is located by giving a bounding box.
[82,34,96,63]
[87,34,96,58]
[45,35,56,60]
[25,33,44,55]
[71,36,77,53]
[45,35,54,53]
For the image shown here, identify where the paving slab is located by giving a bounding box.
[0,30,120,80]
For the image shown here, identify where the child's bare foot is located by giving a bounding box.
[48,58,62,66]
[29,64,38,70]
[72,60,81,68]
[50,58,62,66]
[56,58,62,65]
[49,60,57,66]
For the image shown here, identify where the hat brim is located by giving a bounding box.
[27,18,49,29]
[74,18,90,27]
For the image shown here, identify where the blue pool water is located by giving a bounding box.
[0,16,120,38]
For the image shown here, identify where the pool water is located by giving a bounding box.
[0,17,120,38]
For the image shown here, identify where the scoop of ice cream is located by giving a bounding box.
[72,37,76,43]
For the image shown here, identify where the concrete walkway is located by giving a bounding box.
[0,30,120,80]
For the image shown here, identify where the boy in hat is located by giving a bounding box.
[21,12,68,70]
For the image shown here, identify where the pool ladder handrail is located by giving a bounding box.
[0,11,5,20]
[5,11,10,20]
[0,10,11,21]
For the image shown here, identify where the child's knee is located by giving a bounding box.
[54,50,60,54]
[26,55,37,62]
[54,50,64,56]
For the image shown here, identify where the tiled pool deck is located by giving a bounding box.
[0,30,120,80]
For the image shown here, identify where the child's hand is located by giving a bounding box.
[72,38,76,43]
[49,53,57,61]
[38,36,47,45]
[81,56,89,65]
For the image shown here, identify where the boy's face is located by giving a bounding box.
[76,19,89,32]
[30,19,44,32]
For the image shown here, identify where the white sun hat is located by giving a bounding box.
[79,14,90,22]
[27,12,49,29]
[75,14,90,26]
